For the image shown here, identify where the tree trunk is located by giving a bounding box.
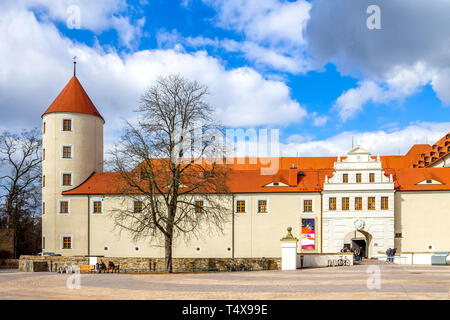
[164,234,173,273]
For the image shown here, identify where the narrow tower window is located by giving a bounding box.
[62,119,72,131]
[62,173,72,186]
[62,146,72,159]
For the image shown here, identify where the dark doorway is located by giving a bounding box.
[352,239,367,258]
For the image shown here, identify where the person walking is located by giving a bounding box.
[386,248,392,263]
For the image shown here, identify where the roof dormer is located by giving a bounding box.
[416,179,443,185]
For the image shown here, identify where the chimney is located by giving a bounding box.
[289,164,298,186]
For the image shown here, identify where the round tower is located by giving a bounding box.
[42,73,104,254]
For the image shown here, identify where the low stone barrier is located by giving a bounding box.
[19,256,280,272]
[297,253,354,268]
[0,259,19,269]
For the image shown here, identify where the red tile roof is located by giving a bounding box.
[42,76,104,122]
[62,133,450,195]
[412,133,450,168]
[385,167,450,191]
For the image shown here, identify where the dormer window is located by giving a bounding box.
[426,179,432,184]
[273,182,279,186]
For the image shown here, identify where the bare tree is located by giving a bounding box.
[0,128,42,258]
[110,74,231,272]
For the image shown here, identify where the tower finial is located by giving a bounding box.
[73,56,77,77]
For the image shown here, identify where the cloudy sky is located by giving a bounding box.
[0,0,449,156]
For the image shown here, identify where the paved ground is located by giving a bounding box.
[0,262,449,300]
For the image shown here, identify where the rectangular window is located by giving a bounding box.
[368,197,376,210]
[342,197,349,211]
[369,173,375,183]
[381,196,389,210]
[62,173,72,186]
[93,201,102,214]
[329,197,336,211]
[195,200,204,213]
[62,236,72,249]
[257,200,267,213]
[42,202,45,215]
[43,149,45,160]
[42,236,46,249]
[356,173,361,183]
[63,119,72,131]
[62,146,72,159]
[60,201,69,214]
[355,197,362,210]
[343,174,348,183]
[43,175,45,187]
[303,199,313,212]
[43,122,46,134]
[236,200,246,213]
[395,232,402,238]
[134,201,143,214]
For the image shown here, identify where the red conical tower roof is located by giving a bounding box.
[42,76,104,122]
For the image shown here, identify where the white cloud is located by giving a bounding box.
[281,122,450,157]
[0,5,308,138]
[306,0,450,120]
[4,0,146,49]
[202,0,312,73]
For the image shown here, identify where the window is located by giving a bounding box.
[342,197,349,210]
[303,199,313,212]
[381,197,389,210]
[42,175,45,187]
[42,236,46,249]
[329,197,336,211]
[356,173,362,183]
[62,236,72,249]
[369,173,375,183]
[60,201,69,214]
[62,146,72,159]
[43,122,46,134]
[42,202,45,215]
[236,200,246,213]
[355,197,362,210]
[343,174,348,183]
[257,200,267,213]
[195,200,204,213]
[43,149,45,160]
[368,197,375,210]
[395,232,402,238]
[62,119,72,131]
[93,201,102,214]
[134,201,143,214]
[426,179,432,184]
[62,173,72,186]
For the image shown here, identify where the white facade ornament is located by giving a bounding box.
[337,155,341,162]
[325,175,328,183]
[377,153,380,162]
[354,219,365,230]
[390,174,393,182]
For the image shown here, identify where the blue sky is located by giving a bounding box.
[0,0,449,156]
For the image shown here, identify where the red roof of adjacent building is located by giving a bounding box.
[42,76,104,122]
[412,133,450,168]
[62,133,450,195]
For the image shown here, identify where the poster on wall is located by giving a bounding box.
[301,218,315,250]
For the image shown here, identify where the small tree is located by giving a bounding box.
[0,128,42,258]
[110,74,231,272]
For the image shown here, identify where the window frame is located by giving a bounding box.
[133,200,143,214]
[355,197,363,210]
[342,197,350,211]
[343,173,348,183]
[61,235,73,250]
[194,200,204,214]
[368,197,376,210]
[58,200,70,215]
[92,200,103,214]
[328,197,336,211]
[42,201,46,215]
[61,144,74,160]
[381,196,389,210]
[369,173,375,183]
[234,198,247,214]
[302,199,313,213]
[42,235,46,249]
[61,172,73,187]
[256,199,269,214]
[61,118,73,132]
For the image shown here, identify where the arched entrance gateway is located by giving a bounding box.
[343,230,372,258]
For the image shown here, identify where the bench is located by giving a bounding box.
[105,263,120,273]
[79,265,95,273]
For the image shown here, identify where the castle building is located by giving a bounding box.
[41,75,450,258]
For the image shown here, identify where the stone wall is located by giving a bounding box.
[19,255,280,272]
[0,259,18,269]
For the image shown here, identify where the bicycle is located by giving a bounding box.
[337,255,351,266]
